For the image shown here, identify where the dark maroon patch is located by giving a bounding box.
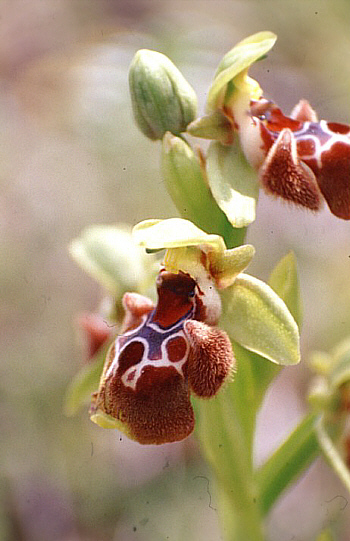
[136,365,179,394]
[153,272,195,328]
[117,340,145,375]
[327,122,350,135]
[166,336,187,362]
[259,122,275,154]
[297,138,316,158]
[266,107,302,133]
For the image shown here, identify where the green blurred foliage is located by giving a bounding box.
[1,1,350,540]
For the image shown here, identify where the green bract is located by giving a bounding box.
[129,49,197,140]
[268,251,302,328]
[161,132,234,238]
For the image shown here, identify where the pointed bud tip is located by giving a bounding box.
[129,49,197,140]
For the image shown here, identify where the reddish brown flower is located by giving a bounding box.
[245,98,350,219]
[90,270,234,444]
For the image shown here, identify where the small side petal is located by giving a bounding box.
[186,111,234,144]
[221,273,300,365]
[185,320,235,397]
[209,244,255,289]
[290,99,318,122]
[260,129,322,211]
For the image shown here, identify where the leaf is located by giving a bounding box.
[206,141,259,228]
[256,412,319,516]
[268,251,302,327]
[69,225,148,295]
[221,273,300,365]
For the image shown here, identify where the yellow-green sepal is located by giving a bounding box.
[207,31,277,112]
[133,217,226,252]
[69,224,154,297]
[206,140,259,228]
[221,273,300,365]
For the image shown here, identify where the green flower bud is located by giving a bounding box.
[129,49,197,140]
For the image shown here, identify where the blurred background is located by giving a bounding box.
[1,1,350,540]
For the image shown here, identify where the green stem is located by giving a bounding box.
[256,412,320,516]
[195,385,265,541]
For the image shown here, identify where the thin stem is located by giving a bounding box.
[196,387,265,541]
[256,412,320,516]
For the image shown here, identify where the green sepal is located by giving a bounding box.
[207,31,277,112]
[221,273,300,365]
[268,251,303,328]
[64,344,108,416]
[133,217,226,252]
[206,140,259,228]
[69,225,151,296]
[129,49,197,140]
